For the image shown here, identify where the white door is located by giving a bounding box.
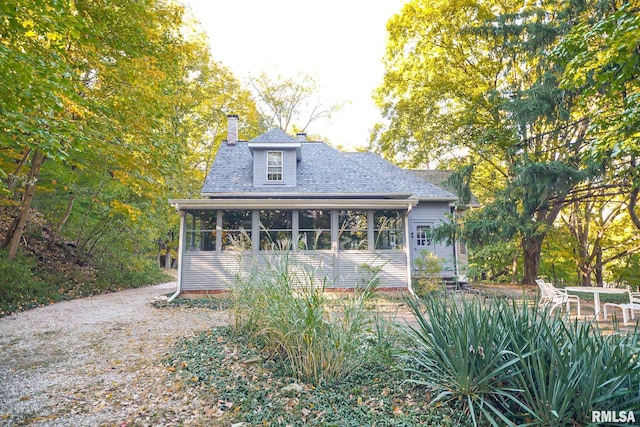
[411,221,434,269]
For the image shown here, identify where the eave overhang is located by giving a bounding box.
[169,197,419,211]
[247,141,302,159]
[247,142,302,149]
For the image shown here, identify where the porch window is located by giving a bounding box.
[259,210,293,250]
[338,210,368,250]
[221,210,252,251]
[299,210,331,250]
[185,210,216,251]
[266,151,283,181]
[374,210,404,250]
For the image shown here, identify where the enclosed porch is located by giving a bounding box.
[170,197,416,292]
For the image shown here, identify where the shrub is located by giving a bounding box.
[0,251,53,315]
[413,250,444,297]
[403,295,640,426]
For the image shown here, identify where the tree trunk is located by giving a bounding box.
[6,150,45,260]
[522,235,543,285]
[47,193,75,250]
[579,265,592,286]
[164,244,171,269]
[629,185,640,231]
[629,157,640,231]
[595,247,604,286]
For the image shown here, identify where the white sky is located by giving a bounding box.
[180,0,405,150]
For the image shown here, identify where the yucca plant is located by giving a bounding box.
[404,295,531,426]
[403,294,640,426]
[513,316,640,426]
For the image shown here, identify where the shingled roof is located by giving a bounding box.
[411,170,481,207]
[248,128,298,143]
[201,139,457,201]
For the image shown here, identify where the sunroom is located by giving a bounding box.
[169,197,416,293]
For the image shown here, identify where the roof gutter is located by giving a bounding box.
[169,197,418,211]
[199,191,415,199]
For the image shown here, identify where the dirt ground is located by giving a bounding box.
[0,281,227,426]
[0,280,635,426]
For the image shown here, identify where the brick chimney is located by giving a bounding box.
[296,132,306,142]
[227,114,239,146]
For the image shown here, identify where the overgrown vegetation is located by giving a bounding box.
[165,257,640,425]
[405,295,640,426]
[0,207,171,317]
[0,249,170,317]
[229,252,387,385]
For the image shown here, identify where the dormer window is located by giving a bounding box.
[267,151,283,181]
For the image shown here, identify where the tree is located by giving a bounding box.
[184,61,264,192]
[0,0,246,265]
[248,70,344,133]
[374,0,609,284]
[556,1,640,230]
[0,0,89,259]
[560,193,640,286]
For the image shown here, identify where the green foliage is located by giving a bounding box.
[167,326,471,426]
[373,0,640,285]
[557,2,640,160]
[538,226,580,285]
[230,252,383,385]
[0,251,52,315]
[404,295,640,426]
[0,249,171,317]
[608,254,640,289]
[413,250,444,296]
[0,0,263,275]
[467,239,520,283]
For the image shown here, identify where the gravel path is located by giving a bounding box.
[0,282,228,426]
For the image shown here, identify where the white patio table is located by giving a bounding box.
[565,286,628,319]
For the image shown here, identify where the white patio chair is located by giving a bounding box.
[536,279,581,316]
[603,292,640,326]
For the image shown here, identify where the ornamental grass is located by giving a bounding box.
[229,250,386,386]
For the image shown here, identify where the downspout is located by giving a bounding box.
[452,205,459,278]
[405,206,415,297]
[167,206,185,302]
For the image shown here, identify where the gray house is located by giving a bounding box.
[169,115,466,295]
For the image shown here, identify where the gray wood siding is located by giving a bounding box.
[180,250,407,290]
[181,252,248,291]
[252,149,297,187]
[409,202,456,275]
[336,252,408,288]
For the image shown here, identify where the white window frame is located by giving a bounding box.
[266,151,283,182]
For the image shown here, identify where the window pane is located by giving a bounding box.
[267,151,282,166]
[299,210,331,250]
[374,210,404,250]
[260,210,293,250]
[267,151,283,181]
[221,210,252,251]
[185,211,216,251]
[339,210,368,250]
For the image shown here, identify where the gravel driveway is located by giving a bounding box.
[0,282,227,426]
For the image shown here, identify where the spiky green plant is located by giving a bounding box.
[404,296,530,426]
[403,295,640,426]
